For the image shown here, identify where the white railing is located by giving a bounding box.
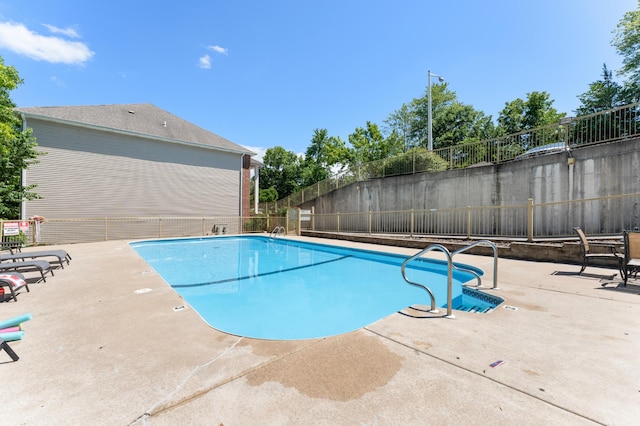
[3,193,639,247]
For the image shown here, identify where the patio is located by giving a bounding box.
[2,237,639,425]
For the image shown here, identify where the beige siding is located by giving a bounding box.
[24,120,242,219]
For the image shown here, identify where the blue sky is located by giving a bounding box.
[0,1,636,161]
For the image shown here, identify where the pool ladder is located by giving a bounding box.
[400,240,498,318]
[270,226,286,238]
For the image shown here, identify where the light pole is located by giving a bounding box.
[427,70,444,151]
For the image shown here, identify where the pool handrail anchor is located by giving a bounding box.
[451,240,499,290]
[401,243,455,318]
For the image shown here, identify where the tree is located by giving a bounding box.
[575,64,624,115]
[383,104,416,151]
[497,91,564,135]
[386,83,495,150]
[612,1,640,97]
[408,82,457,148]
[259,146,302,199]
[347,121,403,166]
[0,56,42,219]
[300,128,351,187]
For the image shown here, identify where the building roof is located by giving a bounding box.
[16,103,255,156]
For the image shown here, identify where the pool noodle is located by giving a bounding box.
[0,313,32,329]
[0,331,24,341]
[0,326,21,333]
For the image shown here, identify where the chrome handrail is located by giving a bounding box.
[401,244,454,318]
[401,240,499,318]
[270,226,286,238]
[451,240,499,289]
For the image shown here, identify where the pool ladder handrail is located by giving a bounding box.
[401,240,499,318]
[401,244,452,317]
[270,226,286,238]
[451,240,499,290]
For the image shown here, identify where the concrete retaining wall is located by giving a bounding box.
[303,137,640,214]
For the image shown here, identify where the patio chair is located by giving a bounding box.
[0,273,29,302]
[0,259,53,283]
[623,230,640,286]
[573,227,624,277]
[0,249,71,269]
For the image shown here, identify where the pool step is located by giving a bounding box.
[452,303,494,313]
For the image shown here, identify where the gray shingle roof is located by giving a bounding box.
[15,103,254,155]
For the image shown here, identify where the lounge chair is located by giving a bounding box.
[574,227,624,276]
[0,249,71,269]
[0,260,53,283]
[1,240,22,253]
[623,230,640,286]
[0,273,29,302]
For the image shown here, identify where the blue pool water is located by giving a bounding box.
[131,236,494,340]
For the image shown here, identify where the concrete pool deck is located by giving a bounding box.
[2,236,639,425]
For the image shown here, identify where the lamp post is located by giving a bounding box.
[427,70,444,151]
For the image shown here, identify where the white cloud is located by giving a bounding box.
[0,21,93,64]
[43,24,80,38]
[208,45,228,55]
[198,54,212,69]
[242,145,266,163]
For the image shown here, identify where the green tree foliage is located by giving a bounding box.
[379,147,448,176]
[300,128,351,187]
[384,104,417,151]
[347,121,403,165]
[576,64,625,115]
[0,56,42,219]
[612,1,640,98]
[386,82,495,150]
[408,82,456,148]
[497,91,564,135]
[259,146,302,199]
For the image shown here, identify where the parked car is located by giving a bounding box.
[515,142,568,160]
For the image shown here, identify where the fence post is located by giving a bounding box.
[449,146,454,170]
[368,211,372,235]
[467,206,471,239]
[285,209,290,234]
[527,198,534,242]
[410,209,415,237]
[310,206,315,231]
[337,212,340,233]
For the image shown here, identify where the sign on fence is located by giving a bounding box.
[3,222,19,236]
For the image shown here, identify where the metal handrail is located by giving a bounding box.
[270,226,286,238]
[401,240,499,318]
[401,244,454,318]
[451,240,499,289]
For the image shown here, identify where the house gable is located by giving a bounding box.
[16,104,254,219]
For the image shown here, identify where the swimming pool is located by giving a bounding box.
[131,236,501,340]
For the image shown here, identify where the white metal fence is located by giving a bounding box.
[3,193,638,247]
[305,193,640,241]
